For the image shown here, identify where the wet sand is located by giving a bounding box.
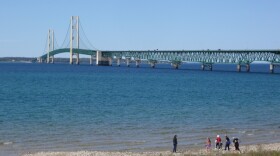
[23,142,280,156]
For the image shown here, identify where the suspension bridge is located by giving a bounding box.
[38,16,280,73]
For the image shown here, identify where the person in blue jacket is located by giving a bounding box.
[173,135,177,153]
[224,135,231,151]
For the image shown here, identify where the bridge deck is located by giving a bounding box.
[39,48,280,64]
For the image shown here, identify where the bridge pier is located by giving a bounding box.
[76,53,80,65]
[126,58,131,67]
[90,55,94,65]
[246,64,250,72]
[171,60,181,69]
[201,63,213,71]
[69,53,79,64]
[173,64,179,69]
[109,58,113,66]
[37,57,42,63]
[270,63,280,73]
[149,60,157,68]
[237,63,250,72]
[237,64,241,72]
[70,56,73,64]
[117,58,121,67]
[51,56,54,64]
[47,54,50,63]
[96,51,110,66]
[135,59,141,68]
[270,63,274,73]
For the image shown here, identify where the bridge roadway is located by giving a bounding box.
[38,48,280,73]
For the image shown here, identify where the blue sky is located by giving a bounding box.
[0,0,280,57]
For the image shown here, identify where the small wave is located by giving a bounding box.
[3,142,13,145]
[247,133,254,136]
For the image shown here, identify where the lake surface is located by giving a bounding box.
[0,62,280,156]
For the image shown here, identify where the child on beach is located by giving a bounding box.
[205,137,211,150]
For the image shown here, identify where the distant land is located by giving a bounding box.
[0,57,36,63]
[0,57,94,63]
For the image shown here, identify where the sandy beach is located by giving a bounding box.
[23,142,280,156]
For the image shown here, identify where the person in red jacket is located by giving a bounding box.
[215,135,222,149]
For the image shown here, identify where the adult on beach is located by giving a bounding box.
[233,137,240,151]
[215,135,222,149]
[224,135,231,151]
[173,135,177,153]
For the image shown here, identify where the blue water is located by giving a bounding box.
[0,63,280,156]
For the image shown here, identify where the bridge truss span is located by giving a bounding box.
[103,50,280,64]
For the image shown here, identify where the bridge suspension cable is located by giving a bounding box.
[43,34,48,55]
[79,37,90,50]
[79,20,98,50]
[60,22,71,49]
[54,35,60,50]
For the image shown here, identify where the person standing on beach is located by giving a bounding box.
[173,135,177,153]
[224,135,231,150]
[215,135,222,149]
[233,137,240,151]
[205,137,211,150]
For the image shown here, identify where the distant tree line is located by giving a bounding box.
[0,57,36,62]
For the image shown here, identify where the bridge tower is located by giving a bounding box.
[47,29,54,63]
[70,16,80,64]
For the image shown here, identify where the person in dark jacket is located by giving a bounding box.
[173,135,177,153]
[224,135,231,151]
[233,137,240,151]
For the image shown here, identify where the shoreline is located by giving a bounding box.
[22,142,280,156]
